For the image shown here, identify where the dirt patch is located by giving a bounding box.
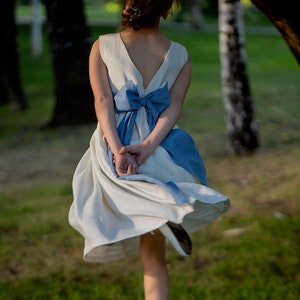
[206,148,300,217]
[0,125,94,190]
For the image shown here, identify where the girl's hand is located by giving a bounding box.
[113,152,141,176]
[119,142,154,166]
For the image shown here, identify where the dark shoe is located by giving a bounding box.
[160,221,192,256]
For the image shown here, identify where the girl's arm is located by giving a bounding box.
[119,59,192,165]
[89,40,139,175]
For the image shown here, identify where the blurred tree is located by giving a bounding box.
[175,0,204,29]
[251,0,300,64]
[190,0,204,29]
[201,0,218,17]
[0,0,27,110]
[219,0,259,154]
[43,0,96,127]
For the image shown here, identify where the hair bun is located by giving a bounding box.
[122,5,143,30]
[121,0,174,31]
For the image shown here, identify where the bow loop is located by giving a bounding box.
[114,80,140,112]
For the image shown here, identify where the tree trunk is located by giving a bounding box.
[219,0,259,154]
[0,0,27,110]
[43,0,96,127]
[251,0,300,65]
[190,0,204,29]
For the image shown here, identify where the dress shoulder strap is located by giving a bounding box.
[98,33,140,92]
[98,33,121,65]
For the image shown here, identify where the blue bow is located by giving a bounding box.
[114,80,170,146]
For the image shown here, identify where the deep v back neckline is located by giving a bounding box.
[118,33,172,91]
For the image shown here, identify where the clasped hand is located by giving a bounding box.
[113,142,153,176]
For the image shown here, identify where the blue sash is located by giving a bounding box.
[114,81,207,186]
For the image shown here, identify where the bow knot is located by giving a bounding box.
[114,80,170,145]
[140,96,147,107]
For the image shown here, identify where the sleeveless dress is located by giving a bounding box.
[69,33,230,263]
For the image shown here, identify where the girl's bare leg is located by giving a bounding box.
[140,231,169,300]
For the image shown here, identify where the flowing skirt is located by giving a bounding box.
[69,110,229,262]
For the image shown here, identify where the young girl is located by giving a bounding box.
[69,0,230,299]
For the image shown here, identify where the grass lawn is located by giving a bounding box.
[0,18,300,300]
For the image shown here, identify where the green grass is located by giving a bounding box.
[0,183,299,299]
[0,20,300,300]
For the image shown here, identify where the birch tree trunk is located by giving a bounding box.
[219,0,259,154]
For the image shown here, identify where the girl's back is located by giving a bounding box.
[119,29,171,88]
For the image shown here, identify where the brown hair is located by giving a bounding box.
[121,0,176,31]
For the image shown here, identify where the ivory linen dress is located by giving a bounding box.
[69,33,230,263]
